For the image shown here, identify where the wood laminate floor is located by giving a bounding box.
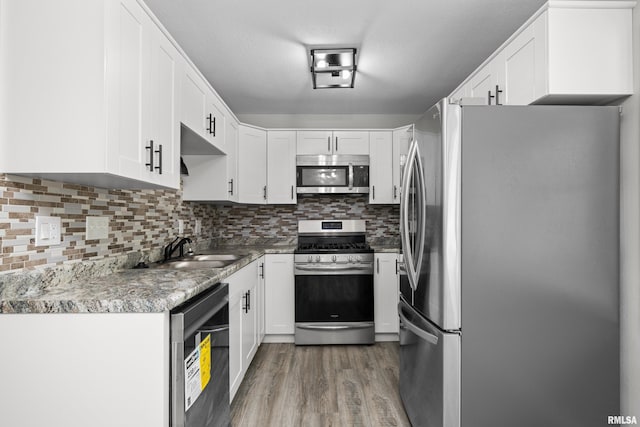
[231,342,411,427]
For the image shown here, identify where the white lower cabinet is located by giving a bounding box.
[227,257,263,401]
[264,254,295,336]
[374,253,399,334]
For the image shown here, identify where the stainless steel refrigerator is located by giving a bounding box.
[398,99,620,427]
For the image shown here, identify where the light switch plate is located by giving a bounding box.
[35,216,61,246]
[86,216,109,240]
[195,219,202,236]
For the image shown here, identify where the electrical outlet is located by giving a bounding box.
[35,216,61,246]
[195,219,202,236]
[177,219,184,235]
[86,216,109,240]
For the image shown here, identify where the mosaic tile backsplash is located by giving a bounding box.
[213,194,399,243]
[0,175,399,274]
[0,174,217,273]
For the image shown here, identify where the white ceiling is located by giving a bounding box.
[144,0,547,115]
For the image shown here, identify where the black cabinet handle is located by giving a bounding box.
[495,85,503,106]
[228,179,234,195]
[291,185,294,200]
[372,186,375,200]
[206,114,213,134]
[377,258,380,274]
[145,140,154,171]
[243,291,249,313]
[327,136,331,153]
[154,144,163,175]
[263,185,267,200]
[247,289,251,311]
[212,116,216,137]
[395,259,399,275]
[488,90,495,105]
[394,185,398,200]
[335,136,338,152]
[259,263,264,278]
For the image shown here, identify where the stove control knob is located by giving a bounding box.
[348,256,354,262]
[315,256,321,263]
[332,255,337,263]
[307,255,313,262]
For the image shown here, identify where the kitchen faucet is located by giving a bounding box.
[163,237,193,262]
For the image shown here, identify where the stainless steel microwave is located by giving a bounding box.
[296,155,369,194]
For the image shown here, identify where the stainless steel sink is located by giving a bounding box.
[153,253,246,270]
[189,254,245,262]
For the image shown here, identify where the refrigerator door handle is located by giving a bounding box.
[400,139,419,290]
[413,142,428,283]
[398,302,438,345]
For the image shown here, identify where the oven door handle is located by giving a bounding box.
[294,264,372,272]
[297,323,372,331]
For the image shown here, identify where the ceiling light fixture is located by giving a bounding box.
[310,48,357,89]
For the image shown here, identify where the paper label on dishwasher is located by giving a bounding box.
[184,334,211,411]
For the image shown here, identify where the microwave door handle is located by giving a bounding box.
[348,163,354,190]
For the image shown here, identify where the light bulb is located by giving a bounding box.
[316,59,328,69]
[341,70,351,80]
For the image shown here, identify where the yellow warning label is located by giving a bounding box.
[199,334,211,390]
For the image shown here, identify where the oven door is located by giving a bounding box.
[294,262,374,344]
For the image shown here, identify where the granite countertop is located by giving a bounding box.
[0,240,296,314]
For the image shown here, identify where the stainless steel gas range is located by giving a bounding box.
[294,220,374,345]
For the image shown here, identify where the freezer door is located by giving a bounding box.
[399,299,460,427]
[410,99,462,331]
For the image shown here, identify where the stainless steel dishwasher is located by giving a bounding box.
[171,283,230,427]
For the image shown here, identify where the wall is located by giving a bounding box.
[0,174,217,273]
[213,194,399,243]
[619,4,640,417]
[237,114,420,129]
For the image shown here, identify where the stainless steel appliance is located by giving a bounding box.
[294,219,375,344]
[296,155,369,194]
[171,283,230,427]
[399,99,620,427]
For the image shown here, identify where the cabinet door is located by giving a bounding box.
[205,95,226,152]
[257,257,266,343]
[267,131,297,204]
[502,13,546,105]
[237,125,267,204]
[145,27,180,188]
[229,288,243,401]
[469,53,505,105]
[181,66,208,141]
[242,280,258,368]
[392,127,412,205]
[108,0,152,181]
[227,120,239,203]
[264,254,295,335]
[374,253,399,333]
[333,131,369,155]
[369,131,394,204]
[296,130,333,155]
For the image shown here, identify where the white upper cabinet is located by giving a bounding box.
[392,126,412,205]
[237,125,267,204]
[267,131,297,204]
[297,131,369,155]
[181,116,238,202]
[0,0,180,189]
[450,1,634,106]
[180,65,227,155]
[369,131,394,204]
